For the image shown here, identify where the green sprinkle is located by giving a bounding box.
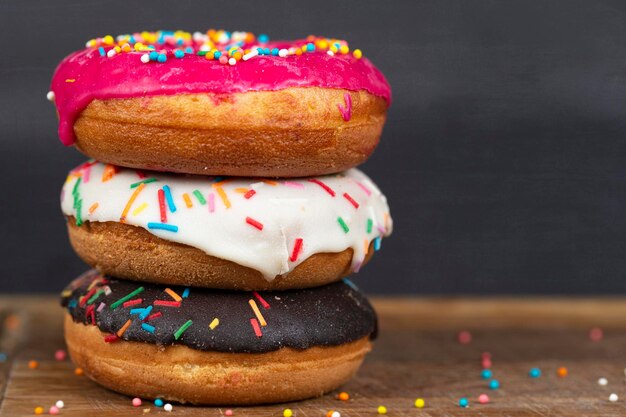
[110,287,145,310]
[337,217,350,233]
[197,50,207,56]
[174,320,193,340]
[130,178,158,188]
[193,190,206,205]
[87,289,104,305]
[72,176,82,197]
[75,199,83,226]
[367,218,373,234]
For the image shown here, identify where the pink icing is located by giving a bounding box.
[50,41,391,146]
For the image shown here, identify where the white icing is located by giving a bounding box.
[61,161,392,281]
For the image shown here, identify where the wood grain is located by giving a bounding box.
[2,296,626,416]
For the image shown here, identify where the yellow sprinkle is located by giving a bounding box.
[340,45,349,54]
[183,193,193,208]
[414,398,425,408]
[103,35,114,45]
[209,318,219,330]
[65,79,76,83]
[34,407,44,415]
[120,183,145,223]
[132,202,148,216]
[377,406,387,415]
[248,299,267,326]
[88,202,99,214]
[283,409,293,417]
[353,49,363,59]
[164,288,182,302]
[215,186,231,209]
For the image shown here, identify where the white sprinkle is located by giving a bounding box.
[228,57,237,66]
[192,32,204,42]
[55,400,64,409]
[106,49,117,58]
[278,48,288,57]
[331,412,341,417]
[327,50,335,56]
[140,54,150,64]
[199,44,212,52]
[609,393,618,402]
[599,377,608,386]
[46,91,55,102]
[164,403,173,412]
[243,49,259,61]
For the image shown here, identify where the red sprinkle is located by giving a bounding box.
[343,192,360,209]
[307,179,336,197]
[154,300,181,308]
[85,305,96,325]
[123,298,143,308]
[290,238,304,262]
[104,334,119,343]
[244,189,256,199]
[158,189,167,222]
[246,216,264,231]
[145,312,163,321]
[252,291,270,309]
[457,330,472,345]
[250,318,263,337]
[79,287,97,307]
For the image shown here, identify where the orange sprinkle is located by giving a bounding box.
[261,179,278,186]
[164,288,182,302]
[65,79,76,83]
[116,319,132,337]
[234,188,249,194]
[28,360,39,369]
[34,407,44,415]
[212,179,233,188]
[102,164,118,182]
[88,202,99,214]
[215,186,231,209]
[248,299,267,326]
[120,183,145,223]
[338,392,350,401]
[557,367,568,377]
[182,193,193,208]
[74,367,84,376]
[364,239,369,254]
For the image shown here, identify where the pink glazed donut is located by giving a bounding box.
[49,30,391,177]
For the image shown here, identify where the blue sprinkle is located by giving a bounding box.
[68,299,77,308]
[271,48,279,56]
[213,176,224,183]
[257,47,264,55]
[98,47,106,57]
[176,38,184,46]
[182,288,190,298]
[306,43,315,52]
[214,51,222,59]
[489,379,500,390]
[149,51,159,61]
[459,398,469,408]
[130,308,144,315]
[139,305,153,320]
[0,353,7,362]
[374,237,382,251]
[185,46,194,54]
[163,185,177,213]
[529,367,541,378]
[141,323,155,333]
[481,369,492,380]
[263,48,270,55]
[258,34,269,43]
[157,53,167,63]
[342,278,359,291]
[129,35,136,44]
[147,222,179,232]
[174,50,185,58]
[154,399,164,407]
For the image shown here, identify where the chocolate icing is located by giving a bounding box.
[61,271,377,353]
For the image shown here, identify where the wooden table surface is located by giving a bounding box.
[2,296,626,416]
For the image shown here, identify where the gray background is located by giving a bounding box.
[2,0,626,294]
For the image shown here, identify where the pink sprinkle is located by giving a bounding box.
[481,352,492,360]
[478,394,489,404]
[82,166,91,183]
[352,180,372,196]
[589,327,603,342]
[132,398,142,407]
[54,350,66,361]
[97,302,106,312]
[284,181,304,189]
[49,406,59,415]
[482,358,492,369]
[225,410,234,416]
[457,330,472,345]
[208,192,215,213]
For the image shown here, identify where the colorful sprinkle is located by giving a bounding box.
[110,287,145,310]
[145,312,162,321]
[120,183,146,223]
[290,238,304,262]
[164,288,182,302]
[557,367,568,377]
[308,179,336,197]
[459,398,469,408]
[163,185,177,213]
[250,318,263,337]
[182,288,190,298]
[377,406,387,415]
[209,318,220,330]
[182,193,193,208]
[158,189,167,222]
[244,189,256,199]
[457,330,472,344]
[130,178,157,188]
[174,320,193,340]
[132,398,142,407]
[343,192,359,209]
[154,300,181,307]
[248,299,267,326]
[337,217,350,233]
[283,409,293,417]
[215,186,231,209]
[246,216,264,231]
[192,190,206,205]
[88,202,99,214]
[414,398,425,408]
[529,367,541,378]
[141,323,155,333]
[208,192,215,212]
[147,222,178,232]
[116,319,132,337]
[122,298,143,308]
[478,393,489,404]
[338,392,350,401]
[132,202,148,216]
[489,379,500,390]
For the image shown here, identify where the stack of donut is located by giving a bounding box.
[50,29,392,405]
